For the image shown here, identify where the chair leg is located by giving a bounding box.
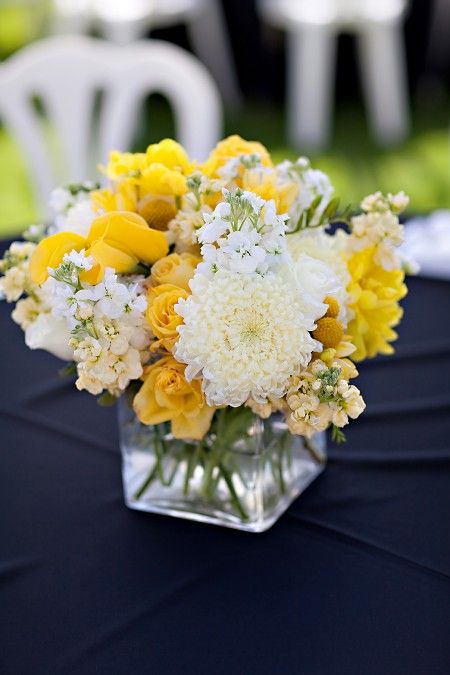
[357,21,410,145]
[187,0,241,109]
[287,26,337,152]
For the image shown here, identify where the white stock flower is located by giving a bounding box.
[196,189,288,276]
[0,267,27,301]
[277,158,334,228]
[174,268,320,407]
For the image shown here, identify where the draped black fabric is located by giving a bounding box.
[1,237,450,674]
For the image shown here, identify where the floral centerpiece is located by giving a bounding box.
[1,136,411,531]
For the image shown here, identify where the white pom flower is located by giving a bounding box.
[174,268,320,407]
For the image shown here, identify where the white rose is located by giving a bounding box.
[25,313,74,361]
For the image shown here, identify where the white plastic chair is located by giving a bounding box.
[52,0,242,108]
[258,0,411,151]
[0,35,222,217]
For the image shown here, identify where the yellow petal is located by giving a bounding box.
[28,231,86,285]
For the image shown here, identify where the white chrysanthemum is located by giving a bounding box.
[174,269,320,407]
[287,229,350,324]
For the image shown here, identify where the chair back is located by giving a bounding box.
[0,36,222,216]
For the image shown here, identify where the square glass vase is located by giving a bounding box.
[119,399,326,533]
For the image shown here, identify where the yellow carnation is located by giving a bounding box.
[346,246,407,361]
[146,283,188,352]
[139,163,187,197]
[133,356,215,440]
[150,252,200,291]
[202,135,272,178]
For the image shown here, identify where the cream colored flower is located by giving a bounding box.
[174,268,319,407]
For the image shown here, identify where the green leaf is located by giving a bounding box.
[58,361,77,378]
[320,197,340,223]
[97,391,118,407]
[331,424,347,444]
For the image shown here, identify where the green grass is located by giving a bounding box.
[0,97,449,237]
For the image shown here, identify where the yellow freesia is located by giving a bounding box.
[101,150,148,180]
[346,246,407,361]
[202,135,273,178]
[91,183,138,214]
[145,139,192,173]
[28,231,86,285]
[138,163,188,197]
[133,356,215,440]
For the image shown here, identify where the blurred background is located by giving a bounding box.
[0,0,449,237]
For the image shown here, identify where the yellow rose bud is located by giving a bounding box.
[28,231,86,285]
[133,356,215,440]
[151,252,200,291]
[146,283,188,351]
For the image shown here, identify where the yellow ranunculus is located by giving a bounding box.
[101,150,148,180]
[28,231,86,285]
[346,246,407,361]
[150,252,200,291]
[138,163,187,197]
[133,356,215,440]
[202,135,273,178]
[146,139,191,173]
[83,211,169,282]
[146,283,188,352]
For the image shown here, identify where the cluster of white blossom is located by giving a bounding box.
[350,191,409,270]
[0,241,36,302]
[277,157,334,229]
[195,188,289,276]
[286,359,365,438]
[49,183,98,237]
[47,251,150,396]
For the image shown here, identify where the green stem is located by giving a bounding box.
[133,463,159,500]
[303,437,326,465]
[219,462,249,522]
[183,444,200,496]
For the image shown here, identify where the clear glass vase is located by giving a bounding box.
[119,397,326,532]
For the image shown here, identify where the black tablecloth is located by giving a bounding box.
[1,242,450,674]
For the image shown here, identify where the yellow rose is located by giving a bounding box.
[133,356,215,440]
[150,252,200,291]
[101,150,148,180]
[146,283,188,352]
[83,211,169,283]
[202,135,273,178]
[145,139,192,173]
[28,231,86,285]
